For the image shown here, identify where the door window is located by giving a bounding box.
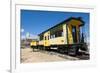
[72,26,77,43]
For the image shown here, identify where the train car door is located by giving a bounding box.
[67,18,83,44]
[44,32,50,47]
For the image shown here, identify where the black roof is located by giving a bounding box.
[38,17,85,36]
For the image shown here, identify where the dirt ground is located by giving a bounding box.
[21,48,80,63]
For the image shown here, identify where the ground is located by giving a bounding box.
[21,47,89,63]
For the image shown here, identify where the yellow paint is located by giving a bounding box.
[63,24,67,44]
[50,23,66,45]
[67,19,81,44]
[50,37,65,45]
[67,25,73,44]
[30,40,38,46]
[68,19,82,26]
[43,31,50,46]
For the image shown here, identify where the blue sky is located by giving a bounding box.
[21,9,90,41]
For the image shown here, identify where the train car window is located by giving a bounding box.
[50,35,52,39]
[50,34,55,39]
[48,36,49,40]
[50,35,51,39]
[39,35,43,41]
[72,26,77,43]
[55,33,57,37]
[45,36,46,40]
[53,34,55,38]
[62,32,64,36]
[58,30,63,37]
[55,30,63,37]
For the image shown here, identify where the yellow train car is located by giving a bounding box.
[30,40,38,49]
[33,17,88,55]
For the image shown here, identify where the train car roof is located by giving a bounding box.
[38,17,84,36]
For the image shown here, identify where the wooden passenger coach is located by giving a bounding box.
[30,17,88,55]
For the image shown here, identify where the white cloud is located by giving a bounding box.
[21,28,24,33]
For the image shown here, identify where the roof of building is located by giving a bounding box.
[38,17,85,36]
